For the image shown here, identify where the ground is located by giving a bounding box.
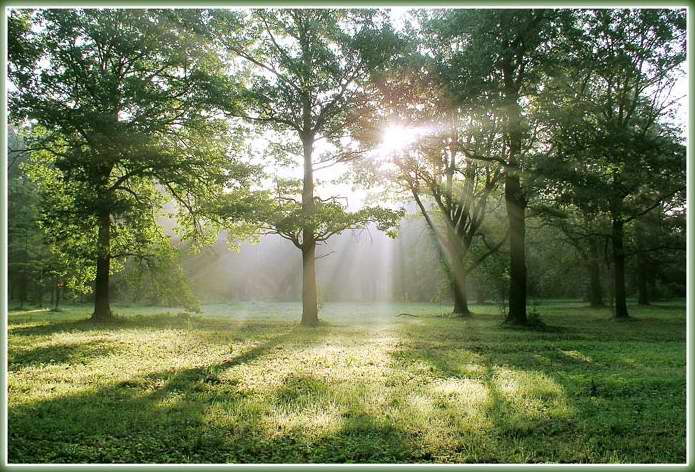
[7,301,686,464]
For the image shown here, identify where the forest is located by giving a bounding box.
[5,7,688,465]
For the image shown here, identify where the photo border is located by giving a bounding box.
[0,1,691,470]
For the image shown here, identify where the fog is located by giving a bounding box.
[181,212,449,305]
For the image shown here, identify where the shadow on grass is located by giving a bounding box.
[9,326,311,463]
[9,324,422,463]
[391,317,686,463]
[8,306,686,464]
[8,313,300,338]
[9,340,117,370]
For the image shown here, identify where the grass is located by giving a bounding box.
[7,301,686,464]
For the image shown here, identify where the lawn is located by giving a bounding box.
[7,301,686,464]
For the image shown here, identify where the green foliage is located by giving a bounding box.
[535,9,686,219]
[113,242,201,313]
[210,9,397,140]
[7,7,686,320]
[267,180,404,247]
[8,9,261,312]
[204,9,405,265]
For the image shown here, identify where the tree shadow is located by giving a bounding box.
[9,340,117,370]
[8,309,685,464]
[390,318,685,463]
[8,313,300,338]
[9,326,317,463]
[9,321,424,464]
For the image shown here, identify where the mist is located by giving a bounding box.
[181,212,448,305]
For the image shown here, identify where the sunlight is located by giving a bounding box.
[379,125,431,155]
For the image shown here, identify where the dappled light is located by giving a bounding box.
[8,301,686,463]
[6,5,686,466]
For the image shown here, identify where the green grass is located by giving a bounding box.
[8,301,686,464]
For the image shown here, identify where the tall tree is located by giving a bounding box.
[391,21,508,316]
[423,9,563,324]
[539,8,686,318]
[211,9,401,325]
[9,9,256,321]
[370,87,507,315]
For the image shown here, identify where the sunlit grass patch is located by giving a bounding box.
[8,301,686,464]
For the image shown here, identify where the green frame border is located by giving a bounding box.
[0,1,691,470]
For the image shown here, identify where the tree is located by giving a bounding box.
[211,9,402,325]
[423,9,564,325]
[9,9,256,321]
[630,201,685,305]
[367,17,509,316]
[539,8,686,318]
[532,202,609,308]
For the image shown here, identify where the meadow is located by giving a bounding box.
[7,301,686,464]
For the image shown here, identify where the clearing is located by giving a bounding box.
[7,301,686,463]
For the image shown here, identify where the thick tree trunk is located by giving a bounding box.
[612,218,629,319]
[588,239,604,307]
[452,275,470,316]
[36,271,44,308]
[300,135,319,326]
[19,236,28,309]
[301,241,319,326]
[446,231,471,316]
[505,172,528,325]
[588,261,604,307]
[501,70,528,325]
[92,212,113,321]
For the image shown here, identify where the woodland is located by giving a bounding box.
[6,8,687,464]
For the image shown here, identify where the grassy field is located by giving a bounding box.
[7,301,686,464]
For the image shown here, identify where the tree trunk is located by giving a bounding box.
[19,234,28,309]
[36,270,44,308]
[301,241,318,326]
[54,285,61,311]
[92,212,113,321]
[300,134,318,326]
[446,232,471,316]
[505,171,528,325]
[452,275,470,315]
[502,70,528,325]
[635,219,650,305]
[637,254,650,305]
[588,238,604,307]
[612,218,629,319]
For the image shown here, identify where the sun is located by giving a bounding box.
[379,125,430,155]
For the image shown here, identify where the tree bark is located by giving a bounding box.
[611,218,630,319]
[300,134,319,326]
[588,238,604,307]
[301,240,318,326]
[452,274,470,315]
[19,235,28,309]
[502,59,528,325]
[92,212,113,321]
[505,171,528,325]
